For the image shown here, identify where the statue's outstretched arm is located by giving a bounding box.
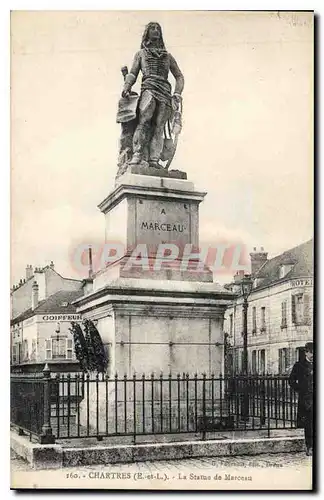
[122,51,141,97]
[169,54,184,96]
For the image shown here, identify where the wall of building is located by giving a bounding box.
[36,316,77,362]
[11,271,46,319]
[11,314,82,365]
[11,316,38,363]
[45,268,81,297]
[224,278,313,374]
[11,267,81,320]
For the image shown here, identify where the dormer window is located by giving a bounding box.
[279,264,294,279]
[61,302,69,307]
[253,278,265,289]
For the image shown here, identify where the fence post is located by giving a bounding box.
[260,376,266,426]
[40,363,55,444]
[202,373,206,441]
[241,375,249,422]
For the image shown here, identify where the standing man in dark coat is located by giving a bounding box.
[288,342,313,456]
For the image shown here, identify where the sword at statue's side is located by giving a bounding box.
[165,99,183,171]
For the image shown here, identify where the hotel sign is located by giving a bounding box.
[290,279,313,288]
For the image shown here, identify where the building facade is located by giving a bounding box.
[11,263,83,372]
[224,240,313,375]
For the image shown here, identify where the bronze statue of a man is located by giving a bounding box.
[121,22,184,168]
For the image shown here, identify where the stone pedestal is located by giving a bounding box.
[75,171,234,432]
[96,173,213,283]
[76,279,232,376]
[99,174,204,252]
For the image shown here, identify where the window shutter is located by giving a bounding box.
[288,348,294,371]
[66,339,73,360]
[234,350,238,373]
[45,339,52,360]
[23,340,29,361]
[303,293,311,326]
[291,295,296,324]
[281,302,284,326]
[281,301,287,327]
[252,350,256,373]
[12,345,17,364]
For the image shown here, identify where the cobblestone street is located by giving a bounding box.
[11,450,312,490]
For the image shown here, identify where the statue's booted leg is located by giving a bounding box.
[130,90,156,165]
[149,102,172,168]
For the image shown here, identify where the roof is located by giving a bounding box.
[11,265,82,294]
[11,289,84,325]
[253,239,313,290]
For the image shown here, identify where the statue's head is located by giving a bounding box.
[141,22,165,49]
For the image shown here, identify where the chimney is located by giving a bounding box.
[25,264,33,280]
[250,247,268,276]
[32,281,39,310]
[49,261,55,270]
[233,270,245,283]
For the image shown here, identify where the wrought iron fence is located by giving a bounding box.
[10,369,298,444]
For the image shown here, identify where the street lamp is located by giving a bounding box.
[55,322,60,341]
[240,275,253,421]
[241,275,253,375]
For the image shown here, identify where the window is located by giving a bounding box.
[258,349,266,374]
[295,294,304,323]
[45,337,74,360]
[292,293,303,324]
[252,307,257,334]
[12,345,18,364]
[279,264,293,279]
[292,293,311,326]
[260,307,266,332]
[281,301,287,328]
[30,339,37,361]
[52,337,67,359]
[279,266,285,279]
[279,348,288,374]
[21,339,29,361]
[251,350,257,373]
[229,313,233,336]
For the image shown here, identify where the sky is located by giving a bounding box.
[10,10,314,285]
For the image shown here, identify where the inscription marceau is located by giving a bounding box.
[141,221,186,232]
